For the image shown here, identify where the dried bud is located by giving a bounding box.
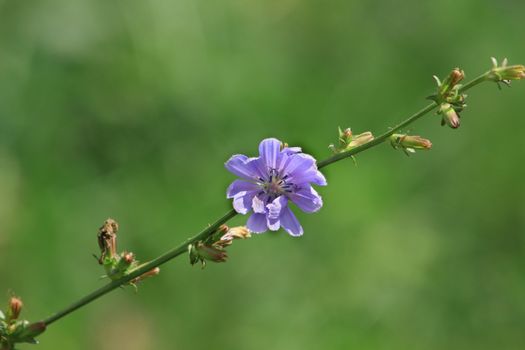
[97,218,119,264]
[221,226,251,241]
[349,131,374,148]
[7,297,23,321]
[100,218,119,235]
[214,226,251,248]
[131,267,160,285]
[439,103,460,129]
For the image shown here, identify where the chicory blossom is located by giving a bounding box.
[225,138,327,236]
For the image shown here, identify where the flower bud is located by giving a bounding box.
[449,68,465,86]
[489,57,525,84]
[188,241,228,268]
[108,251,135,277]
[13,321,47,344]
[390,134,432,155]
[339,127,353,145]
[7,297,22,321]
[348,131,374,148]
[439,68,465,95]
[122,252,135,265]
[196,242,228,263]
[439,103,460,129]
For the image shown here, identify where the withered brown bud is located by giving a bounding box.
[100,218,119,235]
[97,218,119,264]
[222,226,251,240]
[131,267,160,285]
[214,226,251,248]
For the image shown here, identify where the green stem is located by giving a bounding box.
[42,209,238,325]
[318,70,490,169]
[38,69,491,328]
[317,103,436,169]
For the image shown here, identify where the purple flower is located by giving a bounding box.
[225,138,327,236]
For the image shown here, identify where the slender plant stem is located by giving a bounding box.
[38,69,491,328]
[42,209,238,325]
[318,71,489,169]
[317,103,436,169]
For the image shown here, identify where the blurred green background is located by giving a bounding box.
[1,0,524,349]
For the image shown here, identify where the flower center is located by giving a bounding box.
[260,169,294,200]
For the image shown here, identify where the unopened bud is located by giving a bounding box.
[330,127,372,153]
[489,57,525,83]
[14,321,47,344]
[197,242,228,263]
[7,297,23,321]
[108,251,137,279]
[349,131,374,148]
[338,127,353,145]
[188,242,228,267]
[188,243,201,266]
[391,134,432,150]
[122,252,135,265]
[449,68,465,87]
[439,103,460,129]
[429,68,467,107]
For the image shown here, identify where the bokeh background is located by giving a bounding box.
[1,1,524,349]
